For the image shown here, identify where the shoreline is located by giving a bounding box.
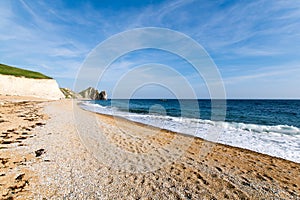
[80,102,300,164]
[77,101,300,198]
[97,111,300,164]
[1,97,299,199]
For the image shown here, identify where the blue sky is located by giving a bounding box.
[0,0,300,98]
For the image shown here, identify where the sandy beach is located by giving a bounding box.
[0,96,299,199]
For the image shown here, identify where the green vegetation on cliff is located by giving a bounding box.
[60,88,79,99]
[0,63,52,79]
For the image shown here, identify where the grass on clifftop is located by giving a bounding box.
[0,63,52,79]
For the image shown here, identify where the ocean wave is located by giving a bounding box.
[80,101,300,136]
[79,101,300,163]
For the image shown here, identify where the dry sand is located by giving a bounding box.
[0,96,48,199]
[0,96,299,199]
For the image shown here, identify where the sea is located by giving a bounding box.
[80,99,300,163]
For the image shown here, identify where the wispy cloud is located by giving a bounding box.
[224,65,300,85]
[0,0,299,97]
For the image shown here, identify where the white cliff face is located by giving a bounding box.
[0,74,64,100]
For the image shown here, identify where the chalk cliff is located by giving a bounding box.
[0,74,64,100]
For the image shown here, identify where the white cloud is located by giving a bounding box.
[0,0,299,98]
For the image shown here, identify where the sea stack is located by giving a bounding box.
[99,91,107,100]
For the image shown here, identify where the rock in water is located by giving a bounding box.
[99,91,107,100]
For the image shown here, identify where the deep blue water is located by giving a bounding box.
[90,99,300,128]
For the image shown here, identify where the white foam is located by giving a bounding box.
[80,102,300,163]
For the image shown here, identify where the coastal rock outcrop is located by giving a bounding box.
[60,88,81,99]
[59,87,107,100]
[0,74,64,100]
[99,91,107,100]
[78,87,107,100]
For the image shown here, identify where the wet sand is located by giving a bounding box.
[88,112,300,199]
[0,96,299,199]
